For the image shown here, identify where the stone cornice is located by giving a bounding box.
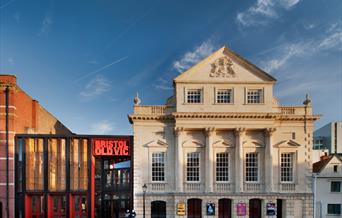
[128,112,320,123]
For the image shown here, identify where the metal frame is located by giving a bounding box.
[14,134,133,218]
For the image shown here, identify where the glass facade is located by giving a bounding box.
[15,135,133,218]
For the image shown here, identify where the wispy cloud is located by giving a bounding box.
[261,23,342,73]
[8,57,14,65]
[76,56,128,82]
[236,0,301,27]
[39,14,53,35]
[89,120,114,134]
[172,39,216,73]
[80,75,112,100]
[0,0,14,9]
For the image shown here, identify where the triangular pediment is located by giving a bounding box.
[213,139,234,147]
[275,140,301,148]
[182,139,205,148]
[174,46,276,84]
[144,139,168,148]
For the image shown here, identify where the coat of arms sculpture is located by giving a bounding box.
[210,57,236,78]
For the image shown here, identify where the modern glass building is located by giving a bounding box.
[14,135,133,218]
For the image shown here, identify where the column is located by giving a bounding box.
[265,128,276,192]
[205,127,215,192]
[174,127,184,192]
[234,128,245,193]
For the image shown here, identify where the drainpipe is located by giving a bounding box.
[5,85,9,218]
[313,173,317,218]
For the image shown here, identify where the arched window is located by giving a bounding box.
[151,201,166,218]
[188,198,202,218]
[249,199,262,218]
[218,198,232,218]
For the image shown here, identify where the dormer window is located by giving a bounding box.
[216,89,232,104]
[186,89,202,104]
[247,89,263,104]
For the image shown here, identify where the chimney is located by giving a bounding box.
[320,152,329,161]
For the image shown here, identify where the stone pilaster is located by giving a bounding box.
[205,127,215,192]
[174,127,184,192]
[234,128,245,193]
[265,127,276,192]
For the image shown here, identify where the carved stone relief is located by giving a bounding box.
[210,56,236,78]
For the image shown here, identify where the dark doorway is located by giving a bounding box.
[249,199,262,218]
[49,195,67,218]
[0,201,2,218]
[277,199,283,218]
[188,198,202,218]
[151,201,166,218]
[218,198,232,218]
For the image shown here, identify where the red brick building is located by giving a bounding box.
[0,74,72,218]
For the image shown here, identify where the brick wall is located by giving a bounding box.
[0,74,72,218]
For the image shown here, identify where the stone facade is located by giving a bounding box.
[129,47,320,218]
[0,74,72,218]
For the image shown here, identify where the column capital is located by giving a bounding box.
[234,128,246,136]
[205,127,216,136]
[265,128,277,136]
[174,127,184,136]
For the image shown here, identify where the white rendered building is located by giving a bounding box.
[313,154,342,218]
[129,46,320,218]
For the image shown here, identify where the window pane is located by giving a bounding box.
[216,89,232,104]
[26,138,44,190]
[187,153,200,181]
[331,181,341,192]
[70,139,88,190]
[247,89,263,104]
[245,153,258,182]
[328,204,341,215]
[48,138,66,191]
[216,153,229,181]
[152,153,165,181]
[281,153,294,182]
[187,89,201,103]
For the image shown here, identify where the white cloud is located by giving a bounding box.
[237,0,301,27]
[261,23,342,73]
[39,15,53,35]
[90,120,114,134]
[172,40,216,73]
[80,75,111,100]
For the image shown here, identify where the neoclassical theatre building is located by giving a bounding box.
[129,47,320,218]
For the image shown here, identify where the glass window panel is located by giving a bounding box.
[48,138,66,191]
[26,138,44,190]
[70,139,88,190]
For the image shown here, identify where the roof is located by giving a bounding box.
[174,46,277,83]
[313,154,342,173]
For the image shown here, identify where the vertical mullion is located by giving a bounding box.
[66,137,70,218]
[87,137,92,218]
[43,137,48,218]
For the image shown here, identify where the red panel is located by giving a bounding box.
[25,195,31,218]
[91,155,95,218]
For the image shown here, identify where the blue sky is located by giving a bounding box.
[1,0,341,135]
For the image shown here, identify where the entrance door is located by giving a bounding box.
[188,199,202,218]
[249,199,262,218]
[219,199,232,218]
[277,199,283,218]
[151,201,166,218]
[49,195,66,218]
[102,194,130,218]
[70,194,87,218]
[25,195,45,218]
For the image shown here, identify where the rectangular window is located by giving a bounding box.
[216,89,232,104]
[70,139,88,190]
[152,152,165,181]
[187,152,200,182]
[328,204,341,215]
[331,181,341,192]
[186,89,202,103]
[281,153,294,182]
[247,89,263,104]
[48,138,66,191]
[26,138,44,191]
[245,153,258,182]
[216,153,229,182]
